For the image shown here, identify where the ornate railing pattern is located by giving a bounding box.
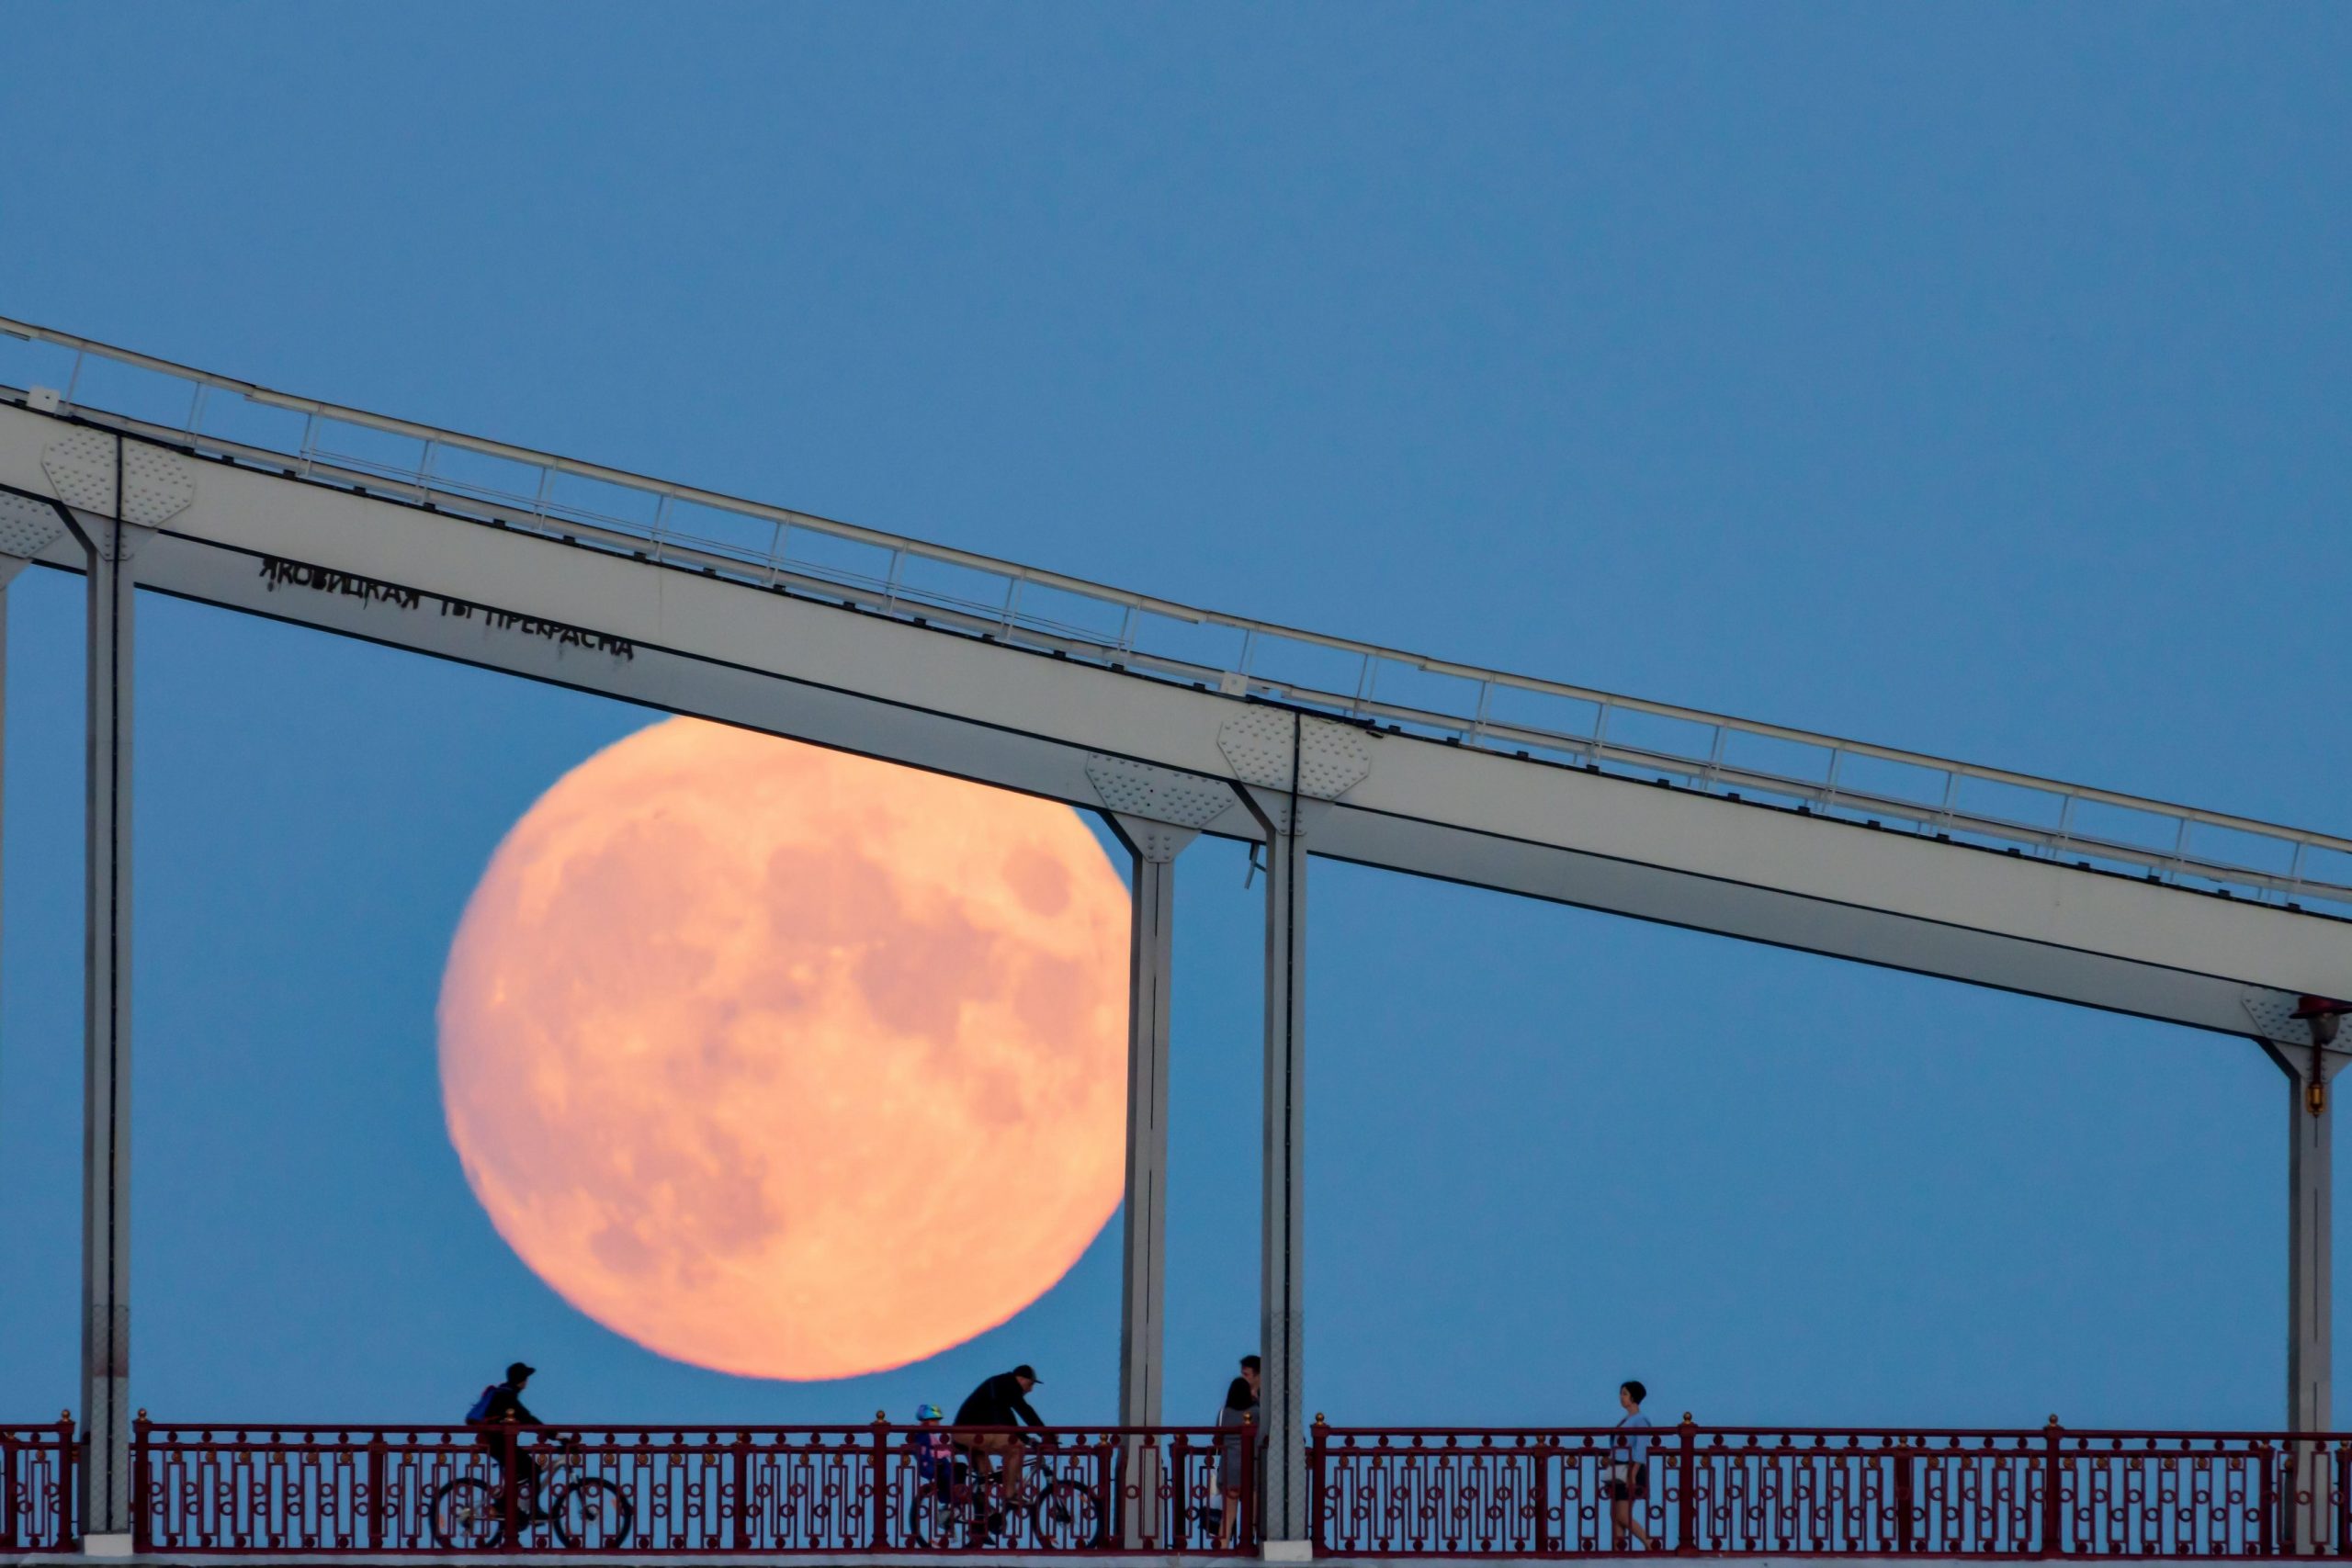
[134,1420,1250,1555]
[2,1414,2341,1556]
[0,1416,76,1552]
[1314,1422,2352,1558]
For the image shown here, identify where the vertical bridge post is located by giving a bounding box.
[0,491,74,1129]
[2249,989,2349,1556]
[1223,709,1371,1556]
[66,486,145,1550]
[1110,814,1195,1546]
[1087,757,1231,1548]
[1255,779,1309,1551]
[25,430,187,1551]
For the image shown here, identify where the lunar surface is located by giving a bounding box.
[436,717,1131,1380]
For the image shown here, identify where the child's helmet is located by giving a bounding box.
[917,1404,944,1421]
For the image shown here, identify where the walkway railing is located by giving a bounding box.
[1314,1421,2352,1558]
[133,1418,1250,1555]
[0,1416,75,1553]
[6,1414,2346,1556]
[5,317,2349,916]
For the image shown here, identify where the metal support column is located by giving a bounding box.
[1247,750,1313,1554]
[2257,995,2347,1556]
[2286,1068,2334,1556]
[0,502,70,1424]
[66,481,140,1550]
[1110,816,1193,1547]
[1260,808,1308,1550]
[0,554,20,1059]
[2287,1073,2331,1438]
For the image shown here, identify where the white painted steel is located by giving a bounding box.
[2268,1037,2337,1438]
[3,318,2349,916]
[2284,1054,2336,1553]
[1112,823,1187,1433]
[66,502,139,1539]
[3,320,2348,1484]
[1246,767,1315,1549]
[1110,823,1187,1550]
[0,407,2346,1036]
[2286,1082,2333,1551]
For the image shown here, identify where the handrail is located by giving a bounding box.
[110,1416,2352,1558]
[6,316,2347,912]
[134,1418,1250,1555]
[0,1415,77,1553]
[1315,1420,2352,1558]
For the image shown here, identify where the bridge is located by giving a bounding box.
[0,319,2346,1561]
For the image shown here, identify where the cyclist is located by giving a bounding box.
[465,1361,550,1521]
[952,1365,1044,1510]
[906,1404,959,1539]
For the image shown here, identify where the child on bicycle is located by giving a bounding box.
[907,1404,960,1537]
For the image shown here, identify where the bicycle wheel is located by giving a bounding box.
[429,1478,505,1549]
[1030,1478,1103,1549]
[908,1484,956,1549]
[552,1476,635,1548]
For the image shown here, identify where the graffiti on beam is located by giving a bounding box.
[257,556,636,660]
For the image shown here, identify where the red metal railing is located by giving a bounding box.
[1314,1419,2352,1557]
[0,1416,78,1552]
[133,1418,1254,1554]
[7,1413,2332,1556]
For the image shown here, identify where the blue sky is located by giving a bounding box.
[0,4,2347,1435]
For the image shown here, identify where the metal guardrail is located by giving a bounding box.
[1315,1420,2350,1558]
[5,317,2347,917]
[80,1414,2352,1558]
[0,1416,77,1552]
[135,1419,1249,1556]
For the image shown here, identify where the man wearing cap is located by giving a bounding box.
[952,1366,1045,1507]
[469,1362,548,1521]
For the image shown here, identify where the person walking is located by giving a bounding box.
[1606,1381,1656,1551]
[1216,1355,1261,1548]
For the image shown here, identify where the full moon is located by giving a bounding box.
[436,717,1131,1380]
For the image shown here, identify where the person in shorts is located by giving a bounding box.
[953,1365,1045,1508]
[1607,1381,1656,1550]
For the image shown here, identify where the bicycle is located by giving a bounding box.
[906,1446,1102,1549]
[429,1438,636,1548]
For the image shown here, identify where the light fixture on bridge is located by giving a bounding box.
[2294,995,2350,1043]
[2291,997,2351,1114]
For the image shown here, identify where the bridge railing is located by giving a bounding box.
[0,1416,76,1552]
[6,1413,2345,1557]
[132,1419,1249,1554]
[5,318,2350,917]
[1314,1420,2352,1558]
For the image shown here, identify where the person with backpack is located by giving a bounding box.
[905,1404,960,1540]
[466,1362,549,1521]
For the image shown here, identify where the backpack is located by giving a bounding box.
[465,1384,500,1424]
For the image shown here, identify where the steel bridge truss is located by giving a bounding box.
[0,321,2346,1557]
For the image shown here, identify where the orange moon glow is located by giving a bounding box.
[436,717,1131,1380]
